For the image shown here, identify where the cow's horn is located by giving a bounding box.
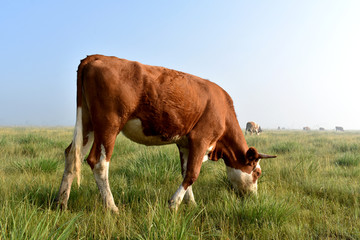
[258,153,277,159]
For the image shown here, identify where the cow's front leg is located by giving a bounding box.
[169,184,188,211]
[169,175,200,211]
[168,182,196,211]
[177,146,197,206]
[169,142,207,211]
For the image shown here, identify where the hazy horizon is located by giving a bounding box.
[1,1,359,130]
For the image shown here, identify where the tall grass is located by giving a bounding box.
[0,128,359,239]
[0,198,80,240]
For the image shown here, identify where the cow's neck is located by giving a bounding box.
[211,118,249,169]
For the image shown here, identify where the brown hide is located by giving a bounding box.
[78,55,267,175]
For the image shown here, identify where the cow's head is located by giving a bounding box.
[226,147,276,194]
[258,126,262,133]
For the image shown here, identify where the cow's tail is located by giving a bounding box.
[72,109,83,187]
[67,57,90,187]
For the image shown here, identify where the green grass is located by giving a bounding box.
[0,128,359,239]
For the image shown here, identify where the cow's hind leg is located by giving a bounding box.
[57,132,94,210]
[56,108,94,210]
[56,143,76,210]
[87,129,119,213]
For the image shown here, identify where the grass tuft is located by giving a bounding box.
[332,142,360,153]
[271,141,299,154]
[12,158,59,173]
[0,198,80,240]
[334,153,360,167]
[232,196,296,227]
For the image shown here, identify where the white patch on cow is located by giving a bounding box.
[82,132,94,157]
[122,118,184,146]
[226,166,258,194]
[93,144,119,213]
[256,160,261,171]
[169,185,187,211]
[100,144,106,158]
[202,145,214,162]
[183,185,196,205]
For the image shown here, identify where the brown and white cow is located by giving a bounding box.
[56,55,276,213]
[245,122,262,135]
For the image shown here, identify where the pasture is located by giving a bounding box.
[0,128,359,239]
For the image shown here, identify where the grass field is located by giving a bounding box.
[0,127,359,239]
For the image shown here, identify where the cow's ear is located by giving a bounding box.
[246,147,277,162]
[246,147,259,162]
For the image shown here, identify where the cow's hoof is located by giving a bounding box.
[109,205,119,214]
[57,202,67,211]
[184,199,197,206]
[168,199,179,212]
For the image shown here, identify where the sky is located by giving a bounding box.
[1,1,359,130]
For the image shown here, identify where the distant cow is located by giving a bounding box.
[56,55,276,213]
[319,127,325,131]
[335,126,344,131]
[245,122,262,135]
[303,127,310,131]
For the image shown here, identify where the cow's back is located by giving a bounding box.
[80,55,231,139]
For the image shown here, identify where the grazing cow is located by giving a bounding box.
[245,122,262,135]
[335,126,344,131]
[56,55,276,213]
[303,127,310,131]
[319,127,325,131]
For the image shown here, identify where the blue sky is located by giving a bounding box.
[1,1,359,129]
